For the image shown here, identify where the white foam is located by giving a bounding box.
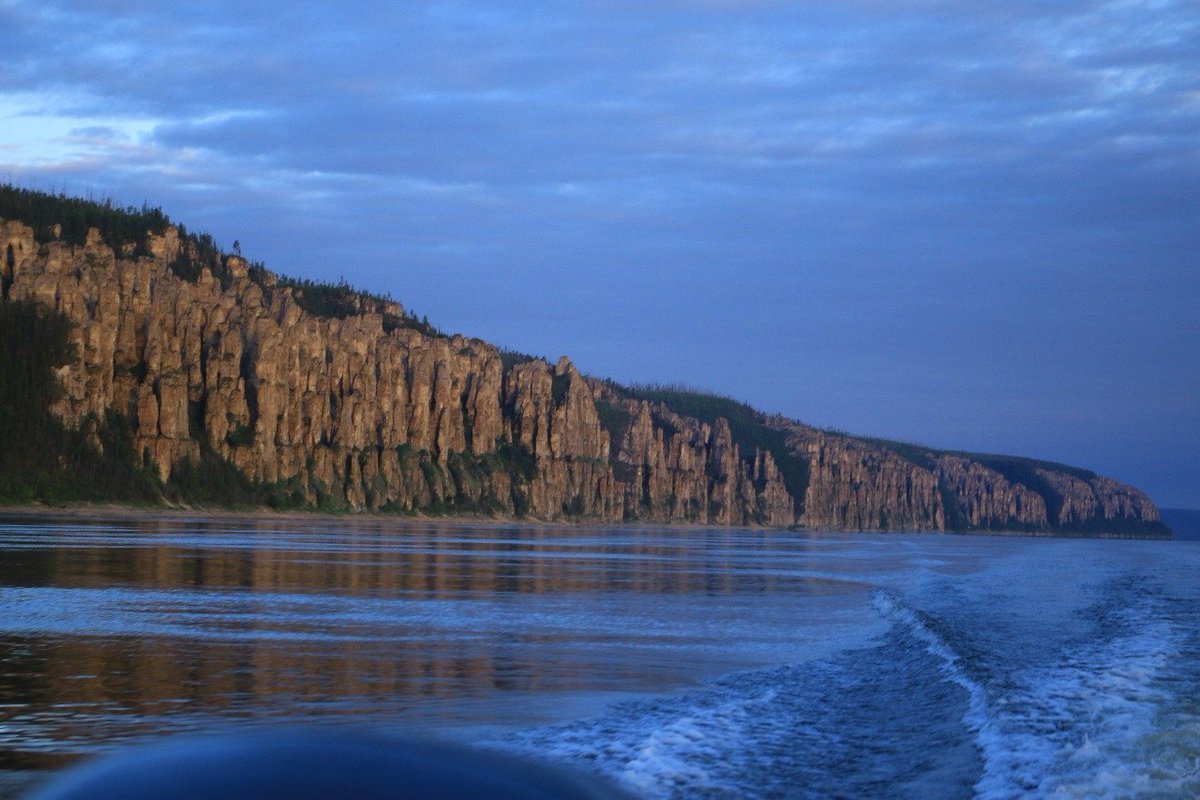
[872,591,1008,791]
[493,675,789,799]
[875,589,1198,799]
[615,687,779,797]
[983,610,1194,799]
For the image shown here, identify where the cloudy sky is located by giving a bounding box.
[2,0,1197,506]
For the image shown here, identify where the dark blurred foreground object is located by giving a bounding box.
[28,728,628,799]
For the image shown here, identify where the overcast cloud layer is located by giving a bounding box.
[2,0,1197,505]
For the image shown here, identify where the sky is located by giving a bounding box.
[1,0,1197,507]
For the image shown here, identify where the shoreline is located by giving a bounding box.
[0,501,1174,540]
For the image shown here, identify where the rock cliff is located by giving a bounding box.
[0,218,792,525]
[774,423,944,531]
[0,204,1168,536]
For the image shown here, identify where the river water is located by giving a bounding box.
[0,513,1196,798]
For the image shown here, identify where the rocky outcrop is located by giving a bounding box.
[774,423,944,531]
[586,383,794,526]
[1037,469,1160,527]
[0,213,1168,536]
[937,456,1048,528]
[766,411,1161,534]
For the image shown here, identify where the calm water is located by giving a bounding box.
[0,513,1197,798]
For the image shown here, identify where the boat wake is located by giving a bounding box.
[492,594,984,798]
[876,580,1199,799]
[491,580,1198,799]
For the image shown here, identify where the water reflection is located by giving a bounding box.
[0,512,878,790]
[0,515,854,597]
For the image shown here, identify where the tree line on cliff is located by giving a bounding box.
[0,299,161,502]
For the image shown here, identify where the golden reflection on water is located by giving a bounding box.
[0,516,833,597]
[0,514,861,778]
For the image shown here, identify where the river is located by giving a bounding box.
[0,513,1196,797]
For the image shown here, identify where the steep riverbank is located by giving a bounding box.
[0,187,1169,536]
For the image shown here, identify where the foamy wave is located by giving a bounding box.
[616,691,776,797]
[494,679,781,798]
[495,581,1196,799]
[875,586,1198,799]
[981,606,1193,799]
[871,591,1005,790]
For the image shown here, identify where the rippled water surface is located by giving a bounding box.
[0,513,1196,797]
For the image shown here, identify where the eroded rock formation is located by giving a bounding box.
[774,422,944,531]
[0,215,1166,535]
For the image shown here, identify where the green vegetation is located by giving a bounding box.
[277,275,375,319]
[440,451,504,516]
[551,371,571,405]
[848,435,938,471]
[0,184,169,258]
[1057,518,1171,536]
[225,420,256,448]
[948,451,1096,483]
[166,227,245,292]
[937,484,970,532]
[0,183,240,293]
[498,348,544,373]
[1,184,445,337]
[0,301,160,503]
[0,295,307,510]
[595,400,632,455]
[275,275,444,337]
[0,300,72,437]
[946,453,1170,534]
[491,439,537,483]
[971,454,1068,525]
[165,443,306,510]
[856,436,1169,534]
[411,441,538,517]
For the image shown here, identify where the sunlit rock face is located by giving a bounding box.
[774,423,945,532]
[0,216,1164,534]
[0,220,792,524]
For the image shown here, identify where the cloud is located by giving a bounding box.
[1,0,1198,502]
